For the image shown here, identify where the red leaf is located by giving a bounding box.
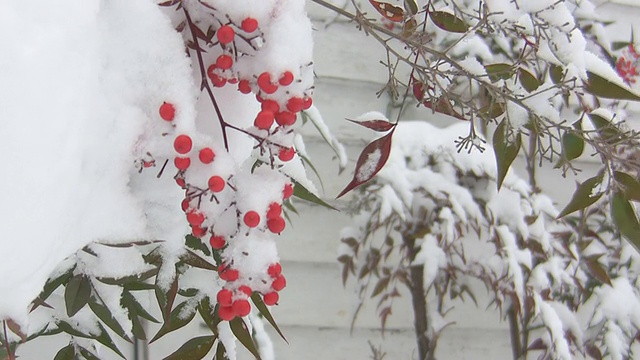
[337,130,394,198]
[369,0,404,22]
[345,118,396,132]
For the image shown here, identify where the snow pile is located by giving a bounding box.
[0,0,191,324]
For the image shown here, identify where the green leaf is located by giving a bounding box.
[549,65,564,84]
[88,297,132,343]
[562,131,584,161]
[293,180,337,210]
[215,341,227,360]
[251,293,287,343]
[429,11,468,33]
[122,290,159,324]
[557,175,604,218]
[155,272,179,321]
[479,102,505,120]
[493,119,522,189]
[519,68,540,92]
[403,0,418,15]
[588,113,623,144]
[34,265,76,310]
[198,297,221,335]
[229,318,261,359]
[185,234,211,256]
[150,301,197,343]
[64,275,92,317]
[96,268,158,286]
[180,249,217,271]
[485,63,514,81]
[77,346,101,360]
[585,71,640,101]
[163,335,216,360]
[611,192,640,251]
[93,322,126,359]
[614,171,640,202]
[53,344,75,360]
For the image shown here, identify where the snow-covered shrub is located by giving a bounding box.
[339,121,640,360]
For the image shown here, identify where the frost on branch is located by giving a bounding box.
[339,122,640,360]
[1,0,318,358]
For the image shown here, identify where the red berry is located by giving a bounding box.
[209,234,226,250]
[219,267,239,282]
[217,289,233,307]
[232,299,251,317]
[272,274,287,291]
[187,211,205,226]
[283,183,294,199]
[266,202,282,219]
[228,78,238,84]
[263,292,279,306]
[241,17,258,33]
[238,285,253,297]
[261,100,280,113]
[286,97,305,113]
[302,97,313,110]
[256,94,264,103]
[208,176,226,193]
[217,25,235,44]
[238,79,252,94]
[174,157,191,170]
[174,135,193,154]
[207,64,217,79]
[216,55,233,70]
[218,305,235,321]
[268,263,282,278]
[274,111,296,126]
[243,211,260,228]
[254,111,274,130]
[210,73,227,88]
[279,71,294,86]
[192,225,207,238]
[159,102,175,121]
[181,198,191,212]
[267,217,286,234]
[199,147,215,164]
[176,177,186,188]
[278,147,295,162]
[257,72,278,94]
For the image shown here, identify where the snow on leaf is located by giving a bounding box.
[337,130,394,198]
[493,119,521,190]
[557,174,604,218]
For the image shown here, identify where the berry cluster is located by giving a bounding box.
[151,4,314,322]
[616,44,640,84]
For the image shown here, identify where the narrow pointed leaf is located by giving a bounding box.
[89,297,132,342]
[229,318,261,359]
[64,275,91,317]
[150,301,197,343]
[611,192,640,251]
[163,335,216,360]
[403,0,418,15]
[215,341,227,360]
[185,234,211,256]
[557,175,604,218]
[35,265,76,308]
[614,171,640,202]
[93,322,126,359]
[122,290,159,323]
[293,180,336,210]
[493,119,521,189]
[77,346,101,360]
[485,63,514,81]
[198,297,221,335]
[155,272,179,321]
[588,113,623,144]
[337,130,394,198]
[251,293,287,342]
[583,256,612,286]
[519,68,540,92]
[180,249,217,271]
[585,71,640,101]
[53,344,75,360]
[429,11,468,33]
